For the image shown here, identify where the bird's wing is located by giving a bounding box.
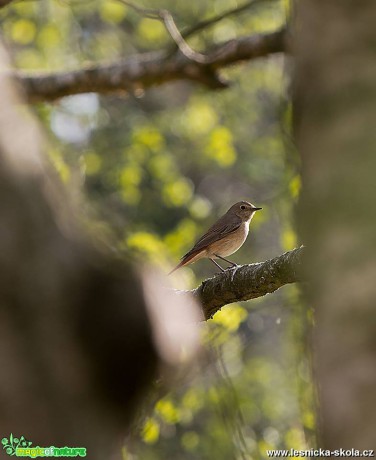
[183,214,242,258]
[168,214,242,275]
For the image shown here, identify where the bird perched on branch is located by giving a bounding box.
[169,201,262,274]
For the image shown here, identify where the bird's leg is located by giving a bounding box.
[214,254,238,268]
[209,258,225,272]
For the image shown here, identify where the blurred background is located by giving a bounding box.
[0,0,315,458]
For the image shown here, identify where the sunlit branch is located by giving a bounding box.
[116,0,277,64]
[17,28,285,103]
[189,247,304,320]
[115,0,207,63]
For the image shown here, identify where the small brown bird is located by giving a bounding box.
[169,201,262,274]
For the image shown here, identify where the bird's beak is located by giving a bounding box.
[253,207,262,211]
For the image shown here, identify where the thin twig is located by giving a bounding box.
[159,9,208,63]
[114,0,281,65]
[181,0,275,42]
[113,0,161,19]
[115,0,209,63]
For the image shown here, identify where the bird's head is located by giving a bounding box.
[229,201,262,222]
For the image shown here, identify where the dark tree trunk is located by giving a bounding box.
[0,44,164,458]
[295,1,376,451]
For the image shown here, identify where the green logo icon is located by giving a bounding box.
[2,434,86,458]
[2,434,32,456]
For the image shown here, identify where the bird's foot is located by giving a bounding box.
[229,264,240,281]
[224,263,238,270]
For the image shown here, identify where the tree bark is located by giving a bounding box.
[15,29,286,102]
[295,1,376,451]
[189,247,304,320]
[0,43,199,458]
[0,0,13,7]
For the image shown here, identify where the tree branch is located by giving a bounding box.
[180,0,274,43]
[189,247,304,320]
[114,0,208,63]
[117,0,276,63]
[0,0,14,7]
[0,40,201,454]
[16,28,286,103]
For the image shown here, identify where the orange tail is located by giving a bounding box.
[168,251,201,275]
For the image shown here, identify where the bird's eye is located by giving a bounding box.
[240,205,246,210]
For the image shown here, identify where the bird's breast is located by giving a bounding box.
[206,222,250,258]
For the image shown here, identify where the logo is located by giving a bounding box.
[2,434,86,458]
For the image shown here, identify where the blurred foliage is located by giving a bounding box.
[0,0,316,458]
